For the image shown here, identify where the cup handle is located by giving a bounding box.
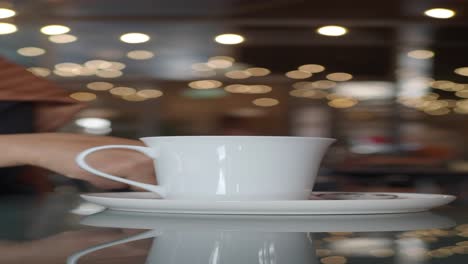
[67,230,161,264]
[76,145,166,197]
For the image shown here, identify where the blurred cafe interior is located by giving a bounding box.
[1,0,468,201]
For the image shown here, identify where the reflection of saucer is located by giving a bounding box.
[80,192,455,215]
[81,210,455,232]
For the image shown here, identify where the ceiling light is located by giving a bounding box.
[298,64,325,73]
[317,25,347,36]
[127,50,154,60]
[0,8,15,19]
[120,33,150,43]
[48,34,77,43]
[0,22,17,34]
[40,25,70,35]
[252,98,279,107]
[214,33,244,45]
[17,47,45,56]
[424,8,455,19]
[407,50,434,59]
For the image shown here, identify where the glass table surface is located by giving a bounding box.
[1,192,468,264]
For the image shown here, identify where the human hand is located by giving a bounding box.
[0,228,151,264]
[0,133,156,190]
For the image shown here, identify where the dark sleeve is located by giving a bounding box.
[0,102,35,194]
[0,102,34,134]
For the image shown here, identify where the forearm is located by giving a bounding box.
[0,134,37,167]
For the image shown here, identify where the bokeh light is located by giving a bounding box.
[17,47,45,56]
[286,70,312,79]
[298,64,325,73]
[407,50,435,59]
[326,72,353,82]
[454,67,468,77]
[49,34,77,44]
[87,82,114,91]
[137,89,164,98]
[40,25,70,35]
[317,25,347,36]
[69,92,97,102]
[252,98,279,107]
[127,50,154,60]
[207,56,234,69]
[214,33,244,45]
[246,67,271,76]
[328,98,358,108]
[224,84,251,93]
[122,94,147,102]
[85,60,113,70]
[225,70,251,79]
[96,69,123,78]
[424,8,455,19]
[0,8,15,19]
[120,32,150,43]
[313,80,337,89]
[0,23,16,34]
[189,80,222,89]
[110,87,136,96]
[27,67,51,77]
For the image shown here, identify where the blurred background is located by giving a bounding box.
[1,0,468,201]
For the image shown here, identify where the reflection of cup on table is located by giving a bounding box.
[76,136,335,200]
[68,211,455,264]
[68,228,315,264]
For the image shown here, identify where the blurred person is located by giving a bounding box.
[0,57,155,193]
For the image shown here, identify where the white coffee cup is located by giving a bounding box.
[76,136,335,200]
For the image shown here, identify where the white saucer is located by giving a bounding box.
[80,192,455,215]
[80,210,455,232]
